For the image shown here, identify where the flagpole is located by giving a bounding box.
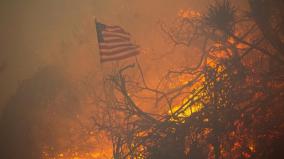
[93,16,104,71]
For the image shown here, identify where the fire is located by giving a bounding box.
[178,9,201,19]
[248,142,256,152]
[169,75,206,121]
[168,74,193,88]
[170,92,204,120]
[42,148,113,159]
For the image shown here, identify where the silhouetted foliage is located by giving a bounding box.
[0,67,80,159]
[93,0,284,158]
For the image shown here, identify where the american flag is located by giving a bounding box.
[96,21,140,63]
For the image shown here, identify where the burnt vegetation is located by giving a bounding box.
[93,0,284,158]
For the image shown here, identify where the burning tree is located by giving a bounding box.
[93,0,284,158]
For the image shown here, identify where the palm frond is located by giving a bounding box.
[204,0,236,33]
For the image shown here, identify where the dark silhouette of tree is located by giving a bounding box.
[0,67,80,159]
[93,0,284,158]
[0,62,6,75]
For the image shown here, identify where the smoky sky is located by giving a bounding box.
[0,0,248,114]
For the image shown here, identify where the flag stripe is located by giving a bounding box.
[102,31,130,39]
[102,38,131,43]
[101,50,139,62]
[105,26,130,33]
[100,47,138,57]
[99,43,134,49]
[104,29,130,35]
[101,49,139,58]
[100,46,139,55]
[99,41,133,48]
[100,44,138,51]
[103,34,130,40]
[102,37,129,43]
[105,25,122,30]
